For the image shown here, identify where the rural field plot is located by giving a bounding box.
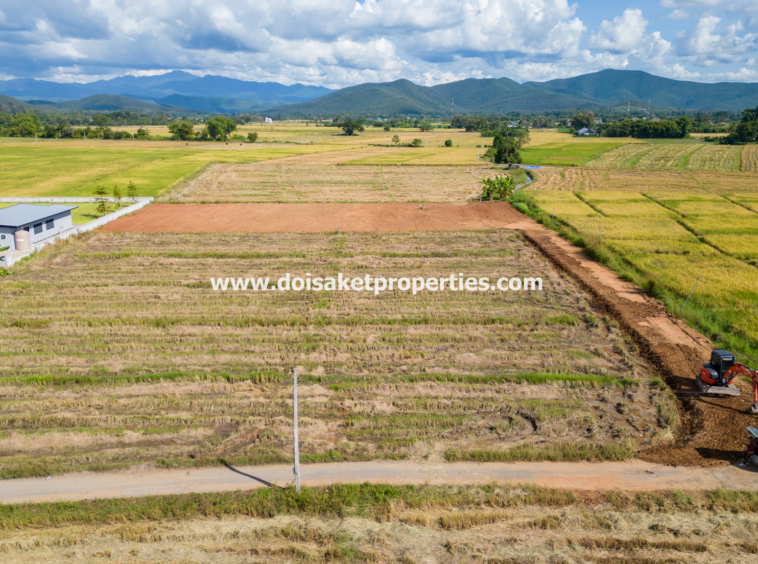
[684,143,742,172]
[527,188,758,358]
[742,145,758,172]
[530,167,705,193]
[0,231,661,477]
[520,142,628,167]
[0,142,335,198]
[587,141,745,172]
[3,485,758,564]
[167,150,504,202]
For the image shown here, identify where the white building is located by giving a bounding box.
[264,117,273,124]
[0,204,77,253]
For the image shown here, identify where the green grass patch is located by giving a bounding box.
[521,142,628,167]
[445,442,635,463]
[4,483,758,531]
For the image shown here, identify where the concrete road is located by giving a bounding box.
[2,460,757,505]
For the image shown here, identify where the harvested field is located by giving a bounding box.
[742,145,758,172]
[165,150,503,203]
[587,141,746,172]
[3,484,758,563]
[0,230,658,476]
[101,202,529,232]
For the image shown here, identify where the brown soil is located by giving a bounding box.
[100,202,527,233]
[520,225,752,468]
[101,201,751,467]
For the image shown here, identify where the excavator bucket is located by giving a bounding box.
[749,403,758,415]
[696,374,740,396]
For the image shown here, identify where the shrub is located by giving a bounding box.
[444,139,453,147]
[410,138,423,147]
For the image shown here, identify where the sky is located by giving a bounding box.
[0,0,756,87]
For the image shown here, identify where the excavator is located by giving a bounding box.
[698,350,758,414]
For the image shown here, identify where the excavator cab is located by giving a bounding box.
[698,349,740,396]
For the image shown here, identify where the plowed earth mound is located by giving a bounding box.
[102,201,748,467]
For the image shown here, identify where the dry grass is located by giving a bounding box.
[0,230,657,476]
[165,150,506,202]
[2,484,758,563]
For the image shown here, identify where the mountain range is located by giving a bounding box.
[0,71,333,114]
[2,70,757,117]
[269,70,758,116]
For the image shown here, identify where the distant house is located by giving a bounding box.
[577,128,597,136]
[595,118,603,124]
[264,117,273,124]
[0,204,77,253]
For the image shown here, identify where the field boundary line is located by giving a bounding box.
[641,192,758,271]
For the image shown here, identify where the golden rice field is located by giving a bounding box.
[0,230,661,478]
[526,179,758,359]
[588,141,748,172]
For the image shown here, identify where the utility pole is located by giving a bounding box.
[293,368,300,493]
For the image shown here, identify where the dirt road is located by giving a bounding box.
[2,460,756,505]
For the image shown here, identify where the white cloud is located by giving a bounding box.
[0,0,755,86]
[677,16,757,66]
[589,9,649,53]
[663,10,691,21]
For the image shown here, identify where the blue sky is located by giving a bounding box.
[0,0,756,87]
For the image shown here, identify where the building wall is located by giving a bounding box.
[25,212,74,245]
[0,227,14,252]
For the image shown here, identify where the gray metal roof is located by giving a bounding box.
[0,204,78,228]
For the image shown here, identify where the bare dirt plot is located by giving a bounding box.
[100,202,528,232]
[165,150,497,203]
[0,230,657,477]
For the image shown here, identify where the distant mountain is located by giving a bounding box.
[523,70,758,111]
[0,71,333,105]
[13,94,204,116]
[3,69,757,117]
[269,70,758,116]
[0,93,30,113]
[268,77,601,117]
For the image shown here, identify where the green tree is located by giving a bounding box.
[338,119,365,136]
[247,132,258,143]
[492,134,522,164]
[444,139,453,147]
[11,113,41,137]
[410,138,423,147]
[383,125,390,131]
[676,116,692,138]
[168,121,195,140]
[480,175,514,201]
[93,178,109,216]
[742,106,758,123]
[113,185,122,209]
[570,111,594,132]
[127,181,137,202]
[206,116,237,140]
[418,121,433,132]
[92,114,110,127]
[392,135,400,145]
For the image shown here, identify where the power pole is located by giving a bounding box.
[293,368,300,493]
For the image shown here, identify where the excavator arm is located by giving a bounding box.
[725,364,758,414]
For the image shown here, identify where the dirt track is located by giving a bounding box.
[100,202,526,232]
[100,201,754,468]
[3,460,758,504]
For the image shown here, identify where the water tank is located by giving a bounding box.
[14,229,30,252]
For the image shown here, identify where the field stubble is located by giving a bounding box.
[2,484,758,563]
[0,231,660,477]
